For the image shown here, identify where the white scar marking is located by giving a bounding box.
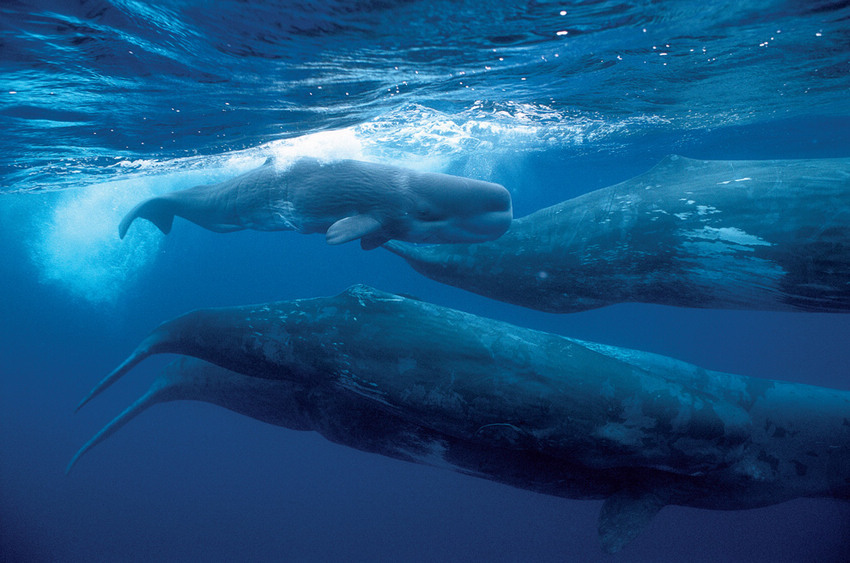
[696,205,720,216]
[716,177,753,185]
[685,226,772,248]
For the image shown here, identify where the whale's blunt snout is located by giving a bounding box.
[485,182,513,214]
[455,180,512,241]
[407,174,512,244]
[451,210,512,242]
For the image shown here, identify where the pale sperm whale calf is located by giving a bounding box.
[72,286,850,552]
[386,155,850,311]
[119,157,512,249]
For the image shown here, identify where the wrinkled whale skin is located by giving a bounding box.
[387,156,850,312]
[73,286,850,552]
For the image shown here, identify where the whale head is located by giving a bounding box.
[401,171,513,244]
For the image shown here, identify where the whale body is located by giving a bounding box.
[72,285,850,552]
[119,157,512,249]
[386,155,850,311]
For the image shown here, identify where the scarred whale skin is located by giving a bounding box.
[119,157,512,250]
[386,155,850,312]
[72,285,850,552]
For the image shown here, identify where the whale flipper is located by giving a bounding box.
[119,197,175,239]
[325,214,383,245]
[598,488,668,553]
[360,232,391,250]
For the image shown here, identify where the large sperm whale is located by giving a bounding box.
[386,155,850,311]
[72,285,850,552]
[119,157,512,249]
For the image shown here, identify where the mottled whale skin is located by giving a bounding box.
[119,157,512,249]
[72,286,850,552]
[386,156,850,311]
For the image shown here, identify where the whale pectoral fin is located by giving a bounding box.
[119,197,175,239]
[598,487,668,553]
[326,214,383,246]
[360,232,391,251]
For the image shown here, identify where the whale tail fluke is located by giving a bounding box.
[75,331,169,412]
[119,197,175,239]
[67,372,179,474]
[598,487,669,553]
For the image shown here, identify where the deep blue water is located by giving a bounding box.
[2,1,850,561]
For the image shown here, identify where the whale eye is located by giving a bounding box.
[416,209,440,222]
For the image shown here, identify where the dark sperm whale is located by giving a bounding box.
[386,155,850,311]
[71,286,850,553]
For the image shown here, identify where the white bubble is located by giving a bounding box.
[266,129,365,167]
[30,178,165,305]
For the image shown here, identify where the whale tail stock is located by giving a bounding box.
[118,197,176,239]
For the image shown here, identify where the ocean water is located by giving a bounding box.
[2,1,850,561]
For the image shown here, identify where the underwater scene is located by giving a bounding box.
[2,1,850,561]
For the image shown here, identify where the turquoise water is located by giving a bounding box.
[2,1,850,561]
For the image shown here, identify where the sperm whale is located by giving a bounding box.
[386,155,850,311]
[119,157,512,249]
[71,285,850,553]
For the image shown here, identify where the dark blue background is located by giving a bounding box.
[3,117,850,562]
[3,0,850,558]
